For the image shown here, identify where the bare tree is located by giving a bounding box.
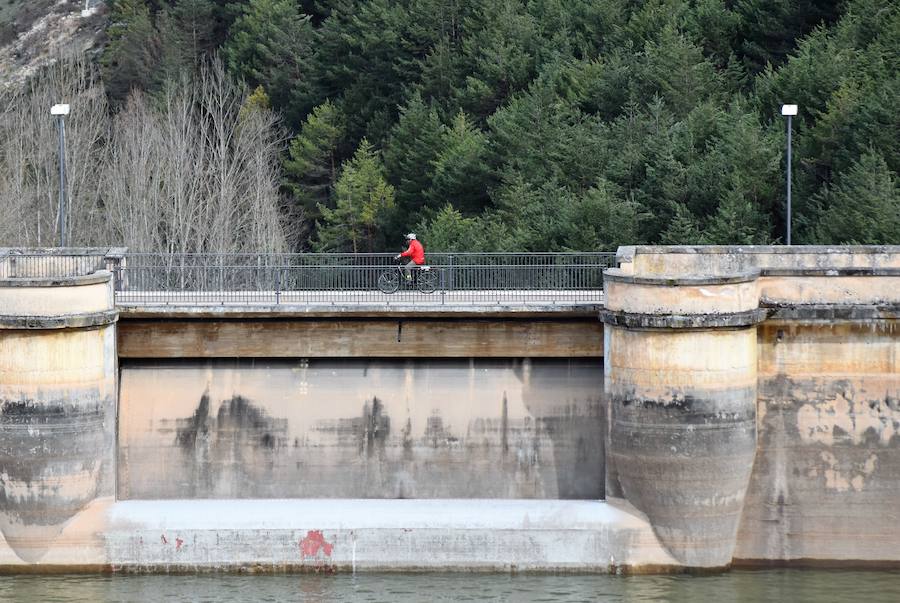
[99,59,292,253]
[0,56,109,246]
[1,56,293,254]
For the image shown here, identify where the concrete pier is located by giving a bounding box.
[601,270,761,567]
[0,270,117,563]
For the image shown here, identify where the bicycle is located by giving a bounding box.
[377,262,438,294]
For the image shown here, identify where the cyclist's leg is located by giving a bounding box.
[404,260,416,281]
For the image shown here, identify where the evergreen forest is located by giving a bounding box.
[4,0,900,252]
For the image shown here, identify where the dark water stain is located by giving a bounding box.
[424,412,448,449]
[175,391,210,451]
[362,397,390,458]
[401,418,414,460]
[0,394,113,562]
[501,393,509,456]
[312,397,391,458]
[172,392,289,497]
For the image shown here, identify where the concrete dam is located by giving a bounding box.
[0,246,898,572]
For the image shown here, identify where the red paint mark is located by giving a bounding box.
[160,534,168,545]
[299,530,333,558]
[176,538,184,551]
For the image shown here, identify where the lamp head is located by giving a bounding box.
[781,104,798,116]
[50,104,70,116]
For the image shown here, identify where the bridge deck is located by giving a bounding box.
[116,289,605,317]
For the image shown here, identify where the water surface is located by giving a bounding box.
[2,570,900,602]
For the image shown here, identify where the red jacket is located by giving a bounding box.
[400,239,425,264]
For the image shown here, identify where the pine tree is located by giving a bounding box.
[660,203,704,244]
[284,100,345,223]
[427,111,491,215]
[102,0,161,104]
[222,0,314,124]
[813,151,900,244]
[383,92,445,220]
[703,182,771,245]
[170,0,218,61]
[418,204,480,252]
[315,140,395,252]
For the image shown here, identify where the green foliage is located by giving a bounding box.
[703,185,772,245]
[154,1,220,86]
[812,151,900,244]
[383,92,444,220]
[103,0,160,104]
[417,204,481,252]
[284,100,345,224]
[315,139,395,252]
[96,0,900,250]
[427,111,492,215]
[660,203,704,244]
[222,0,314,123]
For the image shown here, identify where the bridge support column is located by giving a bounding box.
[600,268,764,568]
[0,271,117,563]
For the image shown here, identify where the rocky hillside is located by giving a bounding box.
[0,0,105,86]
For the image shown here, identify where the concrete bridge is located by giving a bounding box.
[0,246,898,572]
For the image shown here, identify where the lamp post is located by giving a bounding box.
[50,103,70,247]
[781,104,797,245]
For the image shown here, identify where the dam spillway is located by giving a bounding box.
[0,246,898,572]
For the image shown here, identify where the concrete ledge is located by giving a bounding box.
[104,499,677,573]
[761,267,900,277]
[599,308,768,329]
[631,245,900,256]
[117,303,605,319]
[765,304,900,321]
[0,499,680,572]
[603,269,759,286]
[0,272,112,288]
[0,309,119,330]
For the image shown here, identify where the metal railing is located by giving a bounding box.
[114,252,616,306]
[0,248,126,281]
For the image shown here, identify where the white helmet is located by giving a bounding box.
[405,233,417,240]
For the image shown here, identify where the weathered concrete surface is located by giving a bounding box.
[735,319,900,564]
[759,274,900,306]
[117,318,604,358]
[0,498,678,572]
[605,326,758,568]
[0,272,114,317]
[602,259,760,569]
[118,358,604,500]
[604,270,760,315]
[607,245,900,569]
[0,272,117,564]
[620,245,900,276]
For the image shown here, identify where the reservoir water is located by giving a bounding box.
[2,570,900,602]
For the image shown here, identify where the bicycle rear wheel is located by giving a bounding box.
[417,269,438,294]
[378,270,400,294]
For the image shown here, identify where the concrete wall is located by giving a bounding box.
[735,316,900,564]
[117,358,604,500]
[605,245,900,568]
[0,272,117,564]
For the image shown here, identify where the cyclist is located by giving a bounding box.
[395,233,425,281]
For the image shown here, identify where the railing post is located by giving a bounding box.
[275,267,281,305]
[448,254,454,292]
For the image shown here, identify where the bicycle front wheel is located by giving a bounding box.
[378,270,400,294]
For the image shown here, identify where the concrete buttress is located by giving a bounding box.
[0,270,117,563]
[601,269,763,568]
